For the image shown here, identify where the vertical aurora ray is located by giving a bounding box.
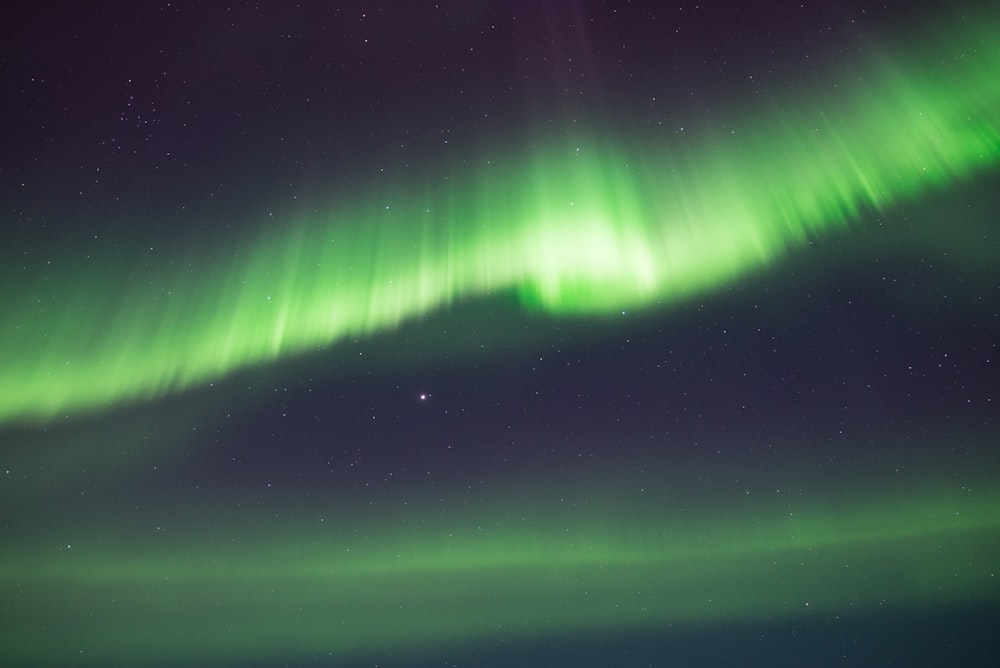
[1,20,999,424]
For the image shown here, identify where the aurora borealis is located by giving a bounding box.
[3,475,999,665]
[2,15,999,425]
[2,2,999,666]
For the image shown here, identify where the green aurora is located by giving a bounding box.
[1,468,998,664]
[1,19,998,426]
[3,9,1000,667]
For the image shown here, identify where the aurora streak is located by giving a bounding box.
[2,473,998,665]
[1,23,996,425]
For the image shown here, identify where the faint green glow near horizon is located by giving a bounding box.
[2,22,999,425]
[1,481,997,664]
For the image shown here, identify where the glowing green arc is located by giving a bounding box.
[1,23,999,424]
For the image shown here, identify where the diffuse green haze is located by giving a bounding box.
[1,482,997,664]
[2,20,999,424]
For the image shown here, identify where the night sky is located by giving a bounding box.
[2,2,999,666]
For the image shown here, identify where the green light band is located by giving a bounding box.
[1,21,998,425]
[1,481,997,664]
